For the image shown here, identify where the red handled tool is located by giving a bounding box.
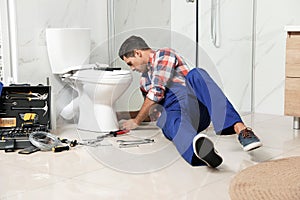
[108,129,130,137]
[97,129,130,140]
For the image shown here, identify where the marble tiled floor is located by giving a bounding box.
[1,113,300,200]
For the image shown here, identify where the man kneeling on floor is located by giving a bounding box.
[118,35,262,168]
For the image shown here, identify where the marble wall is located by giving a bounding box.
[0,0,12,83]
[255,0,300,115]
[171,0,253,114]
[15,0,108,85]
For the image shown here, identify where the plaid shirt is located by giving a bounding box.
[140,48,190,102]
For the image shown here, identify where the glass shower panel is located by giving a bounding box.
[112,0,172,111]
[198,0,254,114]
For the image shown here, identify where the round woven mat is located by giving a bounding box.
[229,156,300,200]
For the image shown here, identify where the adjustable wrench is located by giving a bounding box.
[117,138,155,148]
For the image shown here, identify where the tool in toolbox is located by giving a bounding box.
[19,113,39,127]
[10,91,45,97]
[0,125,48,138]
[8,94,48,101]
[2,101,17,106]
[11,101,48,116]
[5,92,48,101]
[19,113,38,121]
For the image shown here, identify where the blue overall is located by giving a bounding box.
[156,68,242,166]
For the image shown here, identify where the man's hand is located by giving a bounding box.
[120,97,157,130]
[122,119,139,130]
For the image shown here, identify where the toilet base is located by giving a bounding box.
[77,93,119,132]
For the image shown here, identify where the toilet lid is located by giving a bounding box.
[71,69,132,84]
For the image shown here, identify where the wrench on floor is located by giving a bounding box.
[117,138,155,148]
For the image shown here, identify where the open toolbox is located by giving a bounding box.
[0,84,51,151]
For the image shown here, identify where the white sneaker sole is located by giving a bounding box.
[243,141,263,151]
[193,133,223,168]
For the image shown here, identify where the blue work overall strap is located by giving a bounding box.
[186,68,243,134]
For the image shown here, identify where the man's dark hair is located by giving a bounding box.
[118,35,150,60]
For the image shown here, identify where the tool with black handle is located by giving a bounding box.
[97,129,130,140]
[52,145,70,153]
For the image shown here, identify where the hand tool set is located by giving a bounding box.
[59,130,130,148]
[0,84,51,153]
[0,85,51,129]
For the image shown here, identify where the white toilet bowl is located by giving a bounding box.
[70,68,132,132]
[46,28,132,132]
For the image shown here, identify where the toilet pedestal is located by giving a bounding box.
[77,90,119,132]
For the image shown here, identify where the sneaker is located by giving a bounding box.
[193,133,223,168]
[238,127,262,151]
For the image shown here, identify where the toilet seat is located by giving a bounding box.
[70,69,132,84]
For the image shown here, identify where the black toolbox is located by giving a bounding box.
[0,84,51,151]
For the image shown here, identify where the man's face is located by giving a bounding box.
[123,50,148,73]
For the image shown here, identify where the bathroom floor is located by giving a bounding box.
[1,113,300,200]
